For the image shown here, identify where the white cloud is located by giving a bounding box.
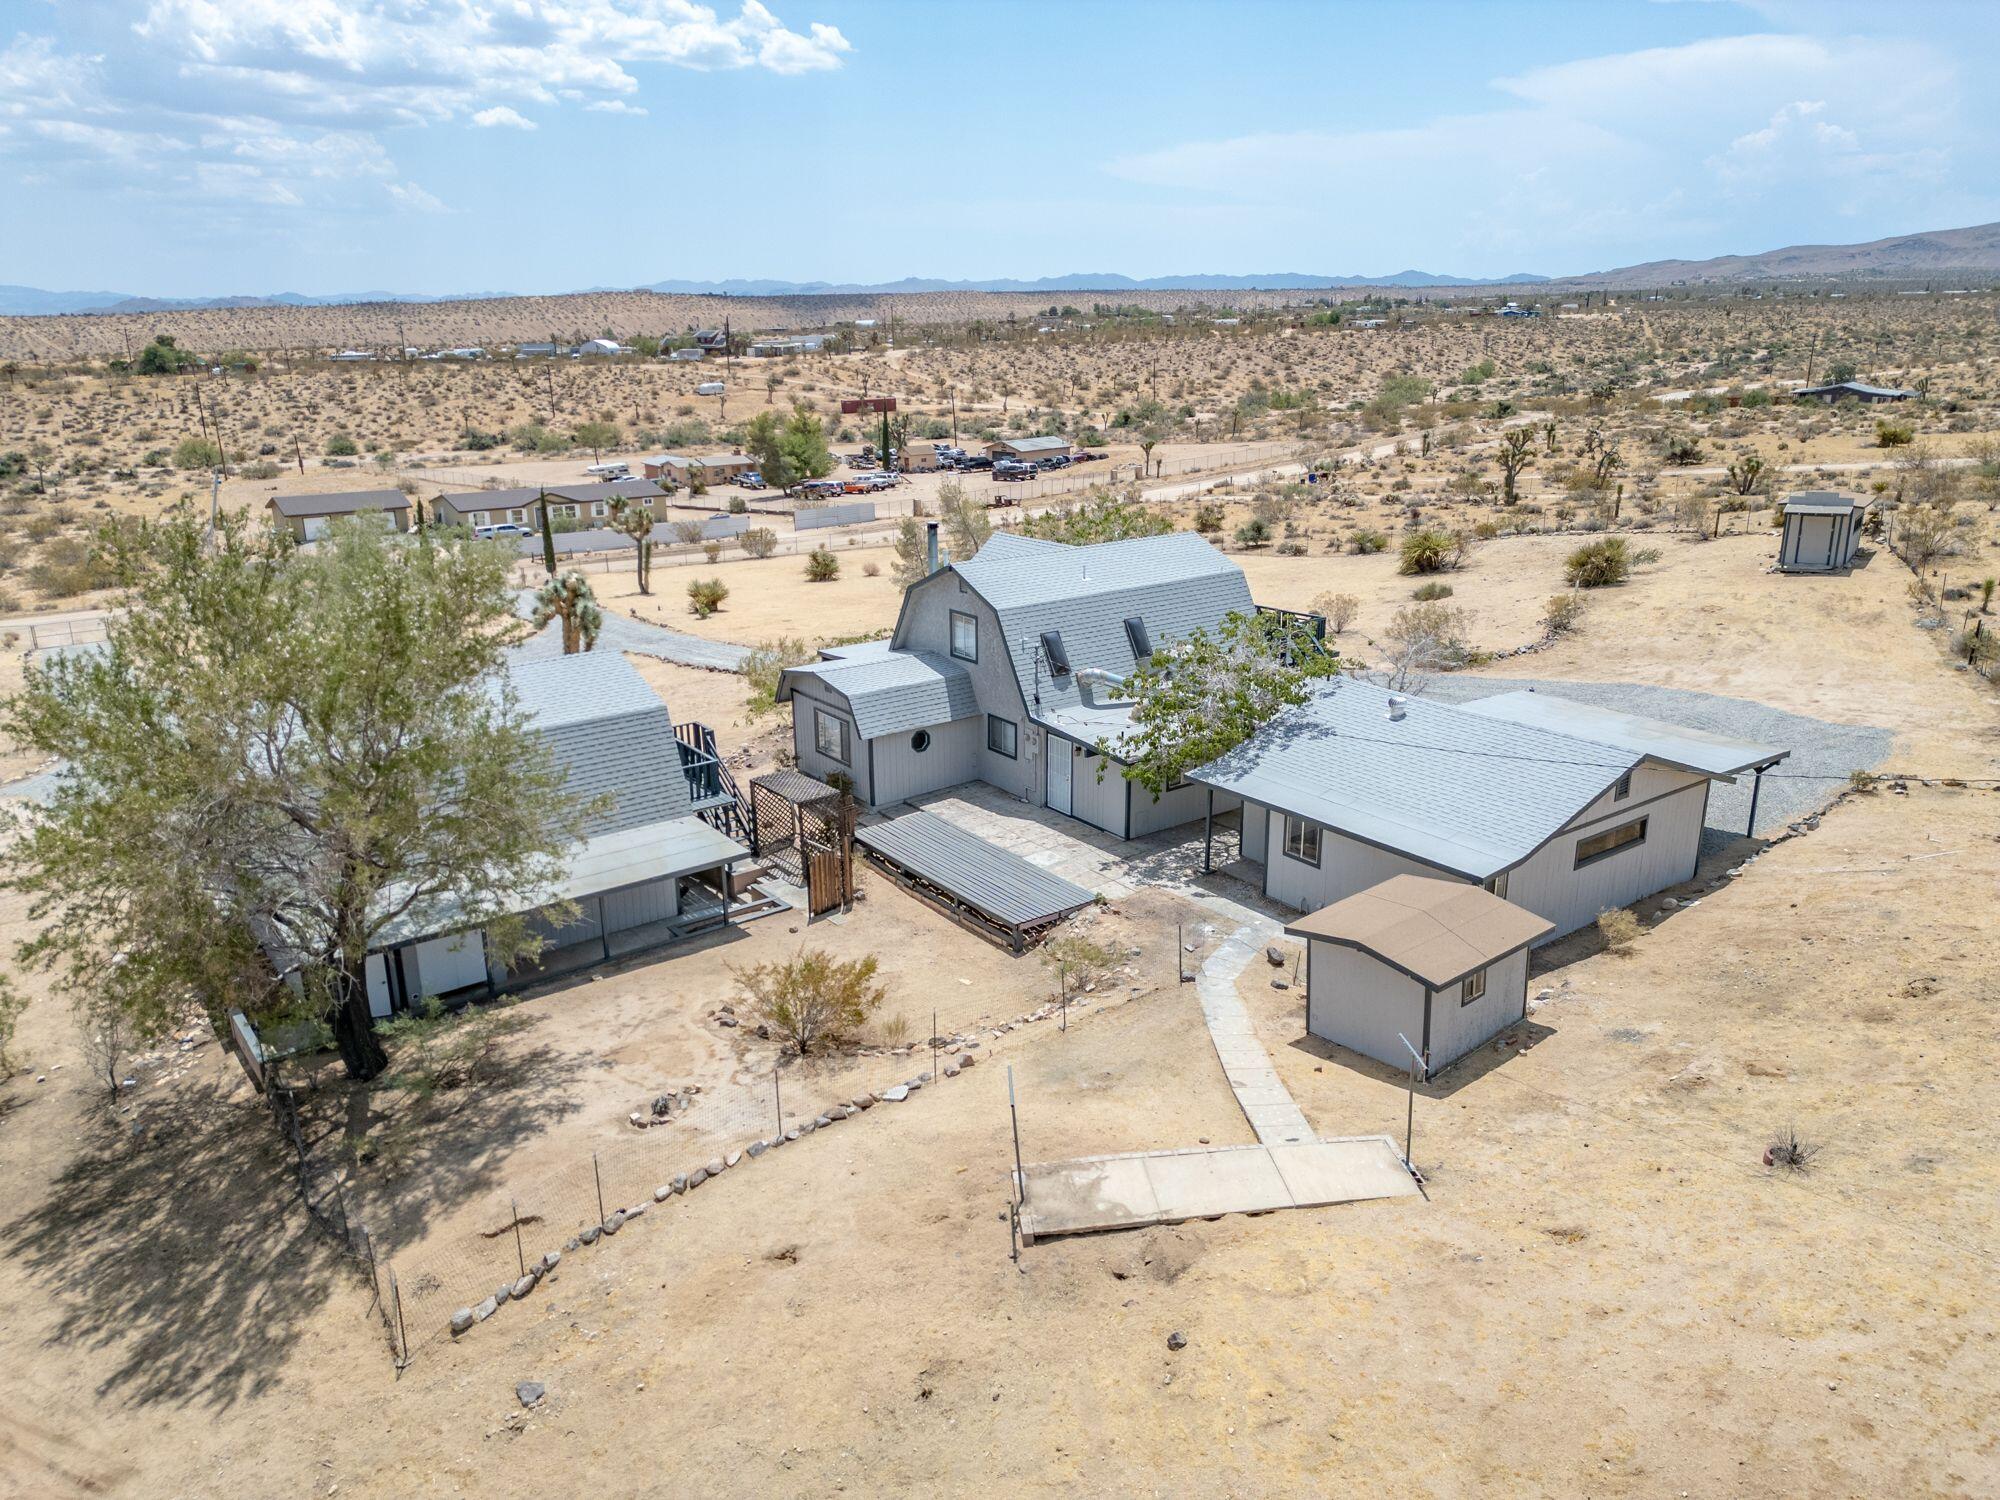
[386,180,448,212]
[1106,29,1976,270]
[471,105,536,130]
[587,99,649,116]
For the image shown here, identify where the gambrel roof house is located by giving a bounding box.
[777,530,1254,840]
[1191,681,1788,943]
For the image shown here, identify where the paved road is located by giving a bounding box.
[509,590,751,671]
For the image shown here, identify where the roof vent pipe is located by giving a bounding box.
[925,520,939,575]
[1386,694,1407,722]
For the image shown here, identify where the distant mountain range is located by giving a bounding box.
[5,221,1998,317]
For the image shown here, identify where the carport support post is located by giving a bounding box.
[1007,1064,1026,1209]
[1396,1033,1427,1173]
[1747,763,1768,837]
[1202,789,1214,873]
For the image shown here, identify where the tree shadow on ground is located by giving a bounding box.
[0,1073,348,1411]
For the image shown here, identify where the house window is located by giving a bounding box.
[1460,967,1488,1006]
[1575,816,1647,869]
[508,509,525,524]
[814,709,850,765]
[911,729,932,753]
[1483,871,1509,901]
[950,610,978,662]
[987,715,1018,759]
[591,502,608,518]
[1282,816,1321,866]
[1124,616,1152,660]
[1613,770,1633,802]
[1040,629,1071,677]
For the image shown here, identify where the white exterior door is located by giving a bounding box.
[364,952,393,1018]
[1047,737,1074,816]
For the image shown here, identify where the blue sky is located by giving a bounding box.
[2,0,1996,295]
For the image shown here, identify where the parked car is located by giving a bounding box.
[960,454,994,471]
[738,471,766,490]
[863,471,901,489]
[994,460,1034,481]
[474,523,530,539]
[841,477,872,494]
[845,454,877,470]
[798,479,845,499]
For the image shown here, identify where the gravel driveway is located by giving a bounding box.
[1415,677,1893,847]
[510,591,751,672]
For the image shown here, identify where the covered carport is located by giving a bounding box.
[856,809,1095,951]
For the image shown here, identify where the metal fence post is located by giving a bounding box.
[592,1153,606,1225]
[511,1196,526,1279]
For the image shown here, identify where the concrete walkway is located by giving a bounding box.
[1196,924,1316,1146]
[1016,1137,1418,1243]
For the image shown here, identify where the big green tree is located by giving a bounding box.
[2,513,587,1080]
[1018,485,1171,546]
[1110,610,1338,795]
[744,403,836,491]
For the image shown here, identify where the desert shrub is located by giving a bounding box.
[731,949,886,1055]
[1042,932,1122,993]
[172,436,223,469]
[1875,419,1915,449]
[1191,502,1223,534]
[1349,528,1389,554]
[670,518,706,545]
[728,496,747,514]
[1847,769,1880,792]
[1274,540,1306,557]
[862,560,881,576]
[1766,1126,1821,1173]
[1631,546,1662,565]
[739,634,815,716]
[1564,536,1631,588]
[804,546,839,581]
[701,540,723,562]
[460,428,502,451]
[324,433,359,457]
[1411,580,1454,601]
[1312,591,1360,634]
[740,527,778,559]
[378,997,531,1097]
[1596,908,1640,953]
[0,973,24,1071]
[687,577,729,618]
[1233,518,1271,547]
[1398,527,1461,574]
[1543,591,1587,635]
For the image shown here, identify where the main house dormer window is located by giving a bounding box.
[950,610,978,661]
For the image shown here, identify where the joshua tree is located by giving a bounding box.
[532,571,603,654]
[1496,427,1535,505]
[609,495,655,594]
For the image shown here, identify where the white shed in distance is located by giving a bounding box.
[1286,875,1553,1077]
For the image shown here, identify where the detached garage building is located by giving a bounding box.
[1777,491,1868,573]
[1287,876,1552,1075]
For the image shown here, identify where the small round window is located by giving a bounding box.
[911,730,932,753]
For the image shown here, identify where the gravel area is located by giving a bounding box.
[1414,677,1894,848]
[511,591,751,672]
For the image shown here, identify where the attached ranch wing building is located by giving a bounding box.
[1192,681,1788,944]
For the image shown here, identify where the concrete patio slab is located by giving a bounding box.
[1017,1137,1418,1244]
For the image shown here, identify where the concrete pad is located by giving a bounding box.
[1018,1138,1417,1243]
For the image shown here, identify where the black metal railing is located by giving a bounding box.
[674,722,751,842]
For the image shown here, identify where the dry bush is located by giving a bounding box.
[1596,908,1640,953]
[732,949,886,1056]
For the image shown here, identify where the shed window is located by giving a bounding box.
[1040,630,1071,677]
[1575,815,1647,869]
[987,715,1018,759]
[1124,616,1152,660]
[814,709,850,765]
[1460,967,1487,1006]
[1282,816,1321,866]
[1613,770,1633,802]
[950,610,978,662]
[910,729,931,754]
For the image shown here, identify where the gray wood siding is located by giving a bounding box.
[1264,813,1445,911]
[1070,746,1128,837]
[1426,947,1529,1070]
[1503,777,1708,940]
[1306,942,1425,1072]
[788,687,872,803]
[1129,778,1215,838]
[601,876,678,930]
[870,716,982,806]
[1241,803,1268,865]
[895,571,1039,803]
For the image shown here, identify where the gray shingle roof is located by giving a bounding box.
[944,532,1252,719]
[500,651,692,835]
[778,650,977,739]
[1191,677,1639,880]
[1456,690,1789,779]
[268,488,410,519]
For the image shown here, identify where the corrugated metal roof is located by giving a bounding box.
[778,650,977,739]
[946,533,1252,717]
[1191,678,1637,880]
[1782,490,1866,516]
[1286,876,1552,990]
[991,436,1071,453]
[268,488,410,518]
[857,810,1095,928]
[1456,690,1789,779]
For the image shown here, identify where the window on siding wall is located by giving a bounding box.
[987,715,1018,758]
[1613,770,1633,801]
[1282,816,1321,865]
[950,610,978,662]
[1459,967,1487,1006]
[814,708,850,765]
[1574,815,1647,868]
[1483,871,1509,901]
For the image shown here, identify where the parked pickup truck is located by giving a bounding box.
[993,460,1035,481]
